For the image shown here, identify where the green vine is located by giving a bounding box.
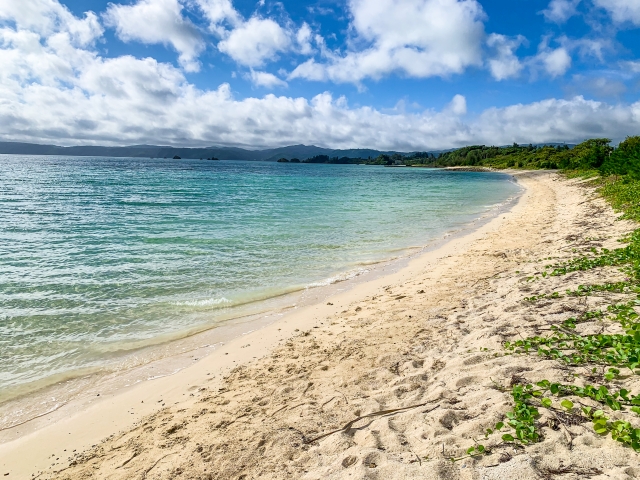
[458,174,640,461]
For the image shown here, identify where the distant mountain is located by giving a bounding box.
[0,141,444,161]
[0,142,266,160]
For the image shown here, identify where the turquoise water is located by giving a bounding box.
[0,156,520,400]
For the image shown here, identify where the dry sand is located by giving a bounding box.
[2,170,640,479]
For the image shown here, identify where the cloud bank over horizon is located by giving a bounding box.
[0,0,639,150]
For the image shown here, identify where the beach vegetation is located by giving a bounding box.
[413,136,640,172]
[462,149,640,459]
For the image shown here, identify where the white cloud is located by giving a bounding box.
[624,61,640,73]
[4,66,640,149]
[246,69,288,88]
[541,0,580,23]
[593,0,640,26]
[296,23,313,55]
[103,0,204,72]
[288,58,327,81]
[531,38,572,78]
[193,0,241,33]
[194,0,306,66]
[567,37,612,62]
[539,47,571,77]
[217,16,291,67]
[2,31,639,150]
[0,0,103,46]
[3,0,640,151]
[289,0,486,84]
[476,97,640,145]
[486,34,525,81]
[0,28,95,88]
[447,94,467,116]
[570,75,627,98]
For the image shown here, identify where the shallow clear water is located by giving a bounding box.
[0,156,520,399]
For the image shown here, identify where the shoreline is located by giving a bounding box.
[0,171,525,478]
[40,168,640,479]
[0,172,521,440]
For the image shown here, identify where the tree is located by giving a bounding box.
[601,136,640,177]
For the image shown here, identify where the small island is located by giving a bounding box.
[277,157,301,163]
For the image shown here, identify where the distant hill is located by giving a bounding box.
[0,142,262,160]
[0,142,446,161]
[258,145,408,162]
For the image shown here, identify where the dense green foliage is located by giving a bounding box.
[299,137,640,172]
[601,137,640,178]
[418,136,640,172]
[435,143,572,169]
[302,152,435,165]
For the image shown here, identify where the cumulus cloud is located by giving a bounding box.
[486,34,525,80]
[195,0,309,67]
[103,0,204,72]
[289,0,486,84]
[541,0,581,23]
[0,0,103,46]
[296,23,313,55]
[217,16,291,67]
[593,0,640,26]
[3,0,640,151]
[484,36,571,80]
[246,69,288,88]
[539,47,571,77]
[531,38,572,78]
[288,58,326,81]
[2,38,639,150]
[447,95,467,116]
[477,97,640,145]
[194,0,241,30]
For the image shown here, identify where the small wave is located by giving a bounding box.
[173,297,232,307]
[306,268,370,288]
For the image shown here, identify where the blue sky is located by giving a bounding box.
[1,0,640,150]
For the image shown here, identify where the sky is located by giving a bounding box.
[1,0,640,150]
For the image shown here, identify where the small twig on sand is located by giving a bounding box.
[320,396,337,410]
[143,453,175,478]
[410,449,422,466]
[269,405,288,417]
[117,451,139,469]
[304,402,439,444]
[473,271,507,286]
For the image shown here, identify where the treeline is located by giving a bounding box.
[295,152,438,165]
[276,137,640,174]
[435,137,640,174]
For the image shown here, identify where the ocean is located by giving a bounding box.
[0,156,521,405]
